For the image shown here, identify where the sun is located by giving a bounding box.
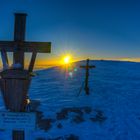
[63,55,71,64]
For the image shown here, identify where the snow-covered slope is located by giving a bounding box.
[0,60,140,140]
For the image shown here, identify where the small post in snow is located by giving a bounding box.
[80,59,95,95]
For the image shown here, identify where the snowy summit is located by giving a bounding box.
[0,60,140,140]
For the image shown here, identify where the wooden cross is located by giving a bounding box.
[80,59,95,95]
[0,13,51,140]
[0,13,51,71]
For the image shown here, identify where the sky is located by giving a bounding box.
[0,0,140,67]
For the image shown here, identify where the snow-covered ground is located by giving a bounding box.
[0,60,140,140]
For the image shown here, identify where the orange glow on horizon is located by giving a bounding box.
[1,56,140,70]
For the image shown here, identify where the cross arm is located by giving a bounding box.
[0,41,51,53]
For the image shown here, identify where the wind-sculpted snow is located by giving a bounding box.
[0,60,140,140]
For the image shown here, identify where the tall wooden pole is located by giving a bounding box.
[13,13,27,140]
[84,59,89,95]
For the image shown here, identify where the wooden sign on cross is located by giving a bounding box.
[0,13,51,140]
[80,59,95,95]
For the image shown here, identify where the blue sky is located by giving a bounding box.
[0,0,140,64]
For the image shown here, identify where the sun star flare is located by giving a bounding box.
[63,56,71,64]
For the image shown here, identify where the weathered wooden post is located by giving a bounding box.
[0,13,51,140]
[80,59,95,95]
